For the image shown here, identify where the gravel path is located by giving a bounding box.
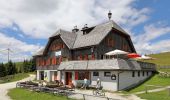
[0,74,35,100]
[134,86,170,95]
[69,89,144,100]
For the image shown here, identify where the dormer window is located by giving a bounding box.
[81,24,95,35]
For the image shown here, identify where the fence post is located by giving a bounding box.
[145,85,147,94]
[168,88,170,96]
[83,94,85,100]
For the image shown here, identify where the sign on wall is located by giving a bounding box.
[55,51,61,56]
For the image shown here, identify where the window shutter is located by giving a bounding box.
[48,58,51,65]
[57,58,59,65]
[92,53,95,60]
[107,38,110,46]
[54,57,56,65]
[80,55,83,60]
[84,54,88,60]
[62,44,65,48]
[75,72,78,80]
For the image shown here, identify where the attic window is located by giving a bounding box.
[81,26,95,35]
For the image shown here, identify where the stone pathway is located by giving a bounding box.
[0,74,35,100]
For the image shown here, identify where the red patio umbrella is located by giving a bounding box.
[127,53,141,58]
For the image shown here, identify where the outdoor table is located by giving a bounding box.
[24,84,35,89]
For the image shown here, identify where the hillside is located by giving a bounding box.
[141,52,170,66]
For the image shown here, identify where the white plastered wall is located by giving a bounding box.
[119,71,153,90]
[91,71,118,91]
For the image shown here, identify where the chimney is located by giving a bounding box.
[72,26,79,33]
[82,24,88,35]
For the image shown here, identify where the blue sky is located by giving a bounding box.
[0,0,170,62]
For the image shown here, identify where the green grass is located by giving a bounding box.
[137,90,170,100]
[123,74,170,93]
[0,73,29,84]
[8,88,74,100]
[142,52,170,66]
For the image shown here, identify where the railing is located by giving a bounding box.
[158,65,170,69]
[16,82,118,100]
[137,61,156,70]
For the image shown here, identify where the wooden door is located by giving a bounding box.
[66,72,72,85]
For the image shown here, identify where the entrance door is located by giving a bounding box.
[66,72,72,85]
[54,71,58,81]
[40,71,44,80]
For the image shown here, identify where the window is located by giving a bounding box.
[55,51,61,56]
[142,71,145,76]
[107,38,114,47]
[100,55,104,59]
[84,54,88,60]
[93,72,99,76]
[104,72,111,77]
[138,71,140,77]
[132,71,135,77]
[88,55,92,60]
[77,55,83,60]
[147,71,149,76]
[77,71,89,80]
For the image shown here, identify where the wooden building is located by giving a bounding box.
[34,20,156,91]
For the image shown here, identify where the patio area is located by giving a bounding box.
[16,81,142,100]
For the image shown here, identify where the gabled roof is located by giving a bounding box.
[50,29,77,48]
[33,48,44,57]
[34,20,132,56]
[73,20,129,49]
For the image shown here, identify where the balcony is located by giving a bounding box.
[137,61,156,71]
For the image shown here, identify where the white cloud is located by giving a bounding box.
[0,0,169,61]
[0,0,150,39]
[0,32,42,62]
[133,23,170,54]
[134,23,170,43]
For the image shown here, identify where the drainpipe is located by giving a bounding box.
[117,71,124,91]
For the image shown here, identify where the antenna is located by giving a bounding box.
[0,42,13,63]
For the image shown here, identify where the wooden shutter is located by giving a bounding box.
[62,44,65,48]
[75,72,79,80]
[84,54,88,60]
[80,55,83,60]
[54,57,56,65]
[92,53,95,60]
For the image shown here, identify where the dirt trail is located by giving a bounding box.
[0,74,35,100]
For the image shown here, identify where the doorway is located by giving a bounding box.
[40,71,44,80]
[65,72,72,85]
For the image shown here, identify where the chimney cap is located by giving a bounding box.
[72,25,79,33]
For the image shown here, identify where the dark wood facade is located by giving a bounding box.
[35,29,135,69]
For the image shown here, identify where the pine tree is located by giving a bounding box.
[6,60,17,75]
[0,63,6,77]
[30,59,36,72]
